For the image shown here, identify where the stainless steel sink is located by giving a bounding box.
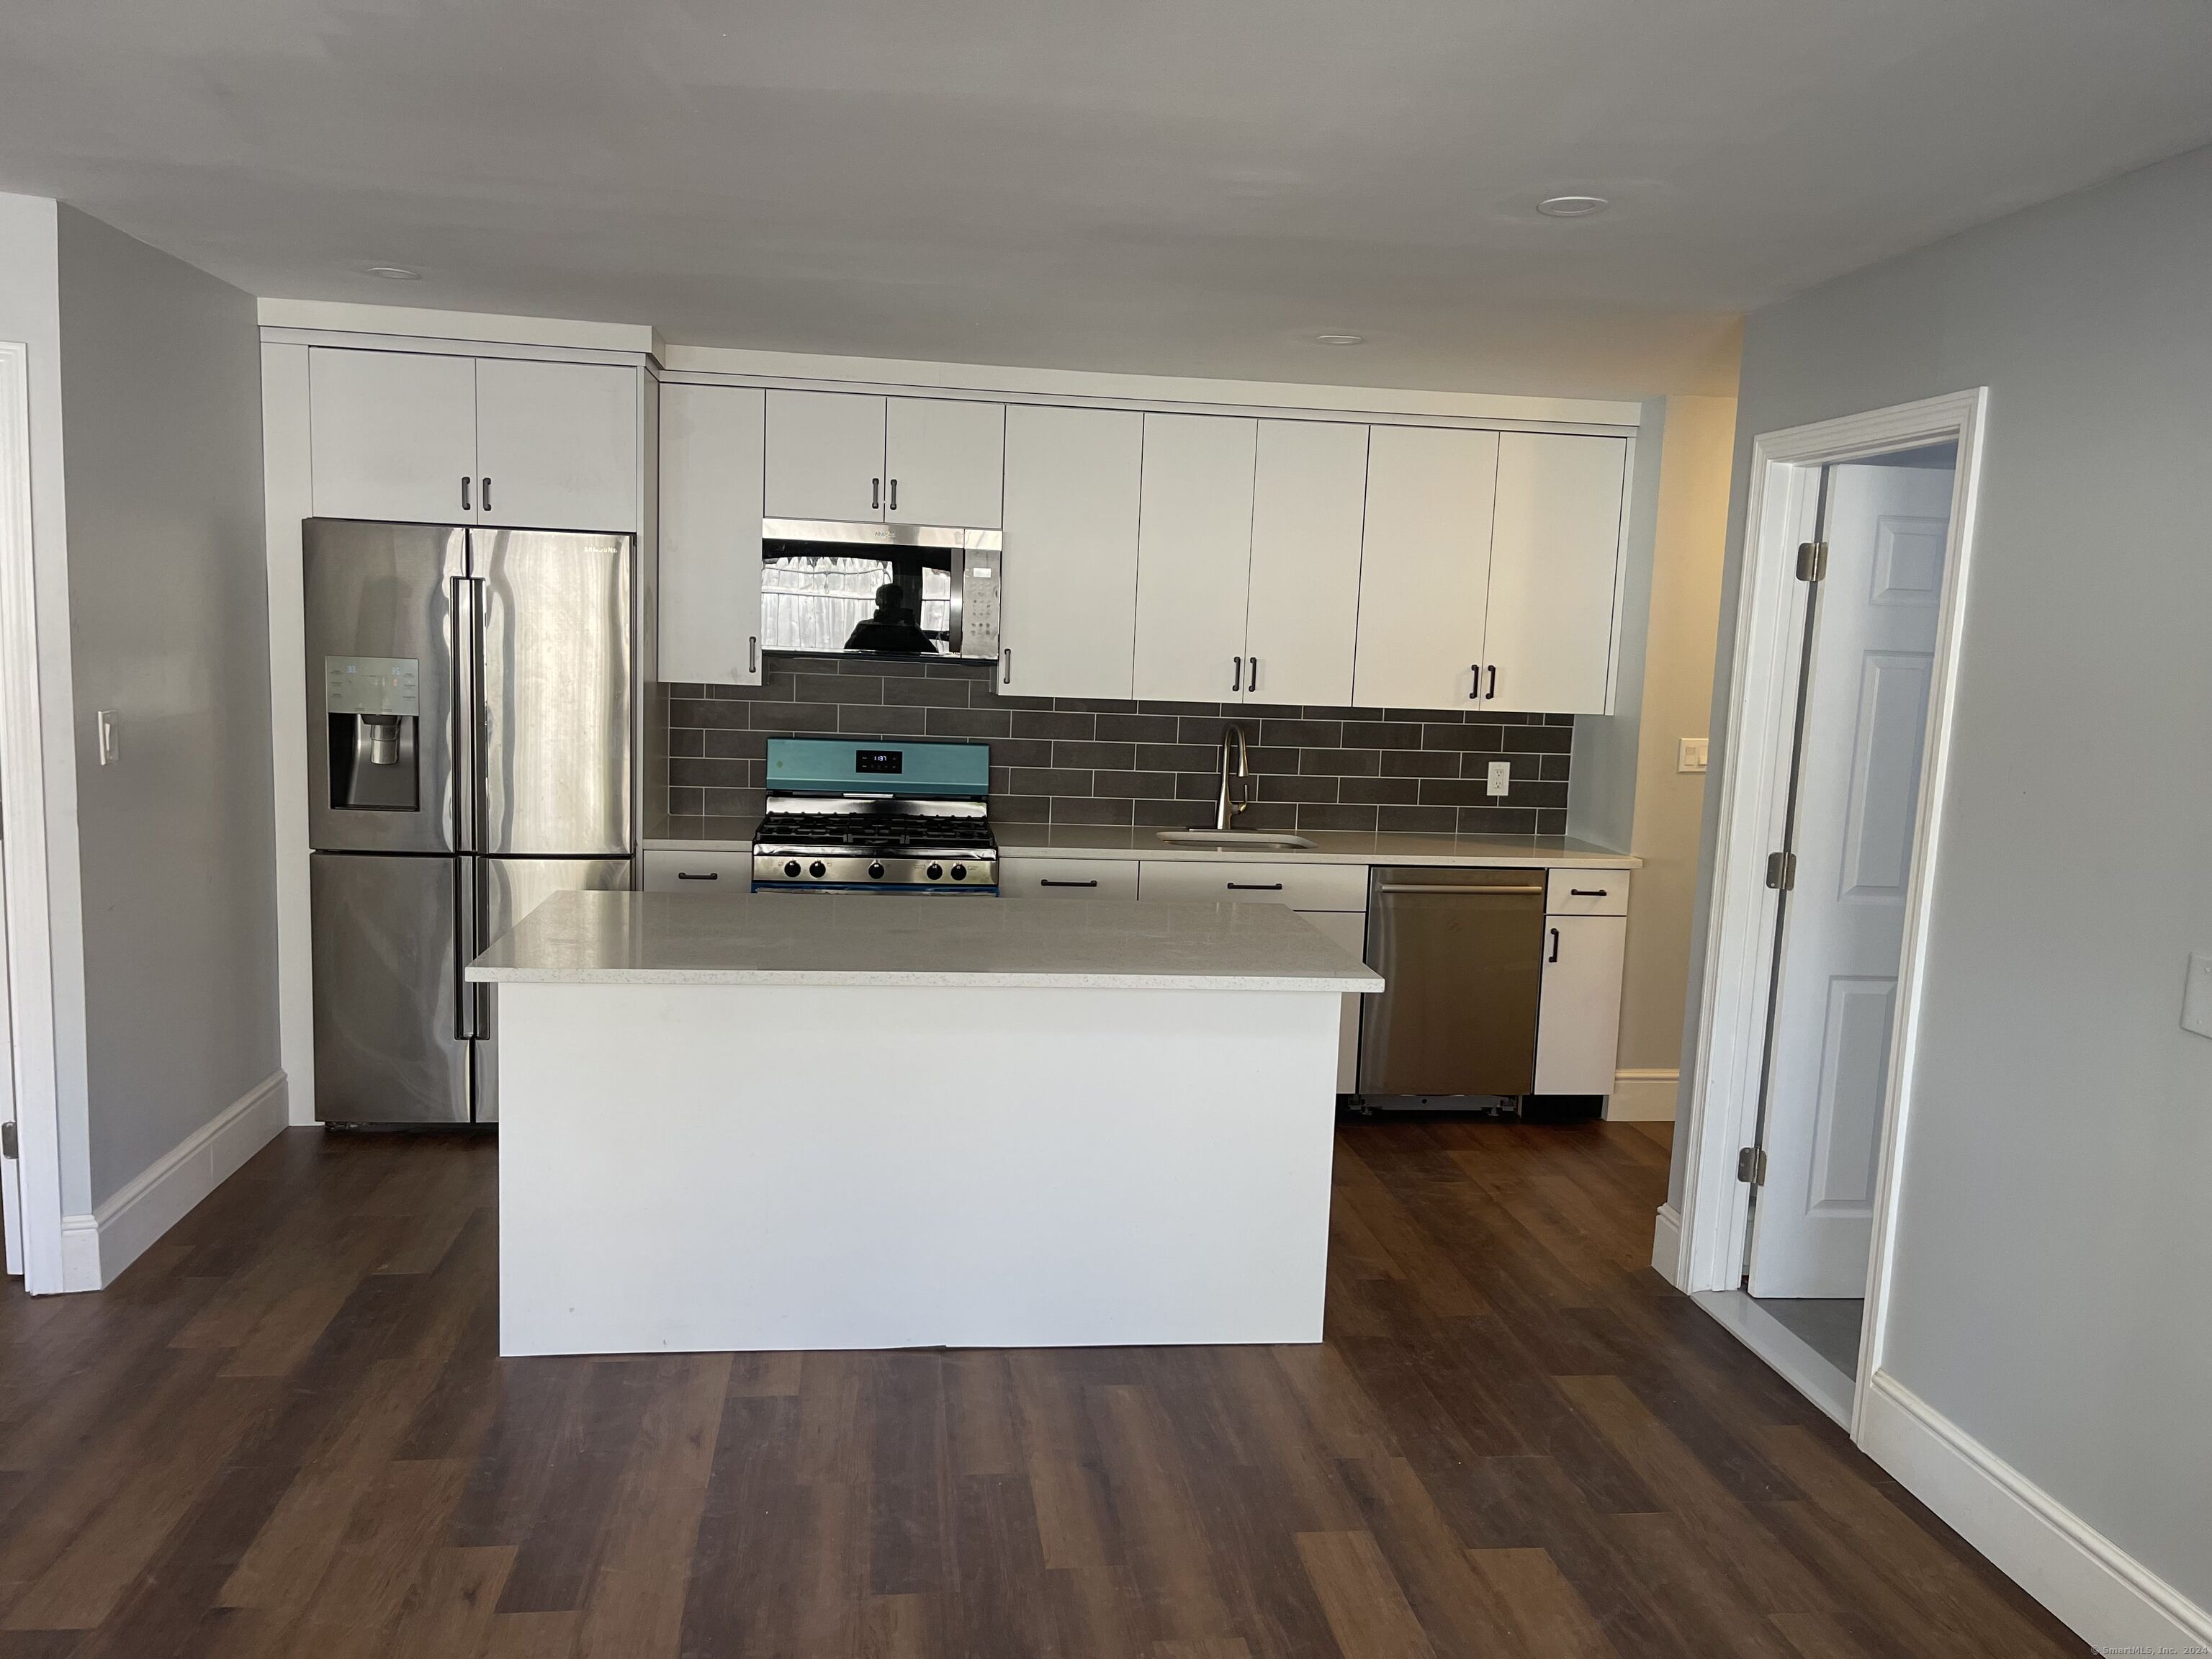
[1155,829,1317,850]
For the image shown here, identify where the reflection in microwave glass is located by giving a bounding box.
[760,552,952,654]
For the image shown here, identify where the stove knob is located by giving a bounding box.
[808,860,827,878]
[950,863,968,881]
[926,863,943,881]
[782,860,801,878]
[868,861,885,880]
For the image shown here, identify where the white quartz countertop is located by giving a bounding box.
[648,822,1639,869]
[467,889,1385,992]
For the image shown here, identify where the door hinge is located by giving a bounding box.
[1,1121,16,1160]
[1737,1145,1768,1185]
[1765,850,1797,891]
[1796,540,1829,582]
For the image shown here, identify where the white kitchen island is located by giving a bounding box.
[467,889,1380,1357]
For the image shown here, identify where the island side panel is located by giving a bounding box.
[496,980,1341,1354]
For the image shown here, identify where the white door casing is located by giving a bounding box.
[764,390,887,522]
[1245,421,1369,707]
[1748,462,1954,1298]
[884,398,1004,528]
[1352,426,1498,711]
[997,404,1145,701]
[1133,415,1259,703]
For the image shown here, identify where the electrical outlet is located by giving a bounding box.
[2182,953,2212,1040]
[1486,760,1512,798]
[96,709,119,766]
[1678,737,1709,773]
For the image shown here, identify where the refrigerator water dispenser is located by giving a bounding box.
[325,655,420,812]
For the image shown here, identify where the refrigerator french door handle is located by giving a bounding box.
[452,575,486,853]
[455,858,481,1039]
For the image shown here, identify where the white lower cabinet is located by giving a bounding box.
[1534,913,1627,1096]
[999,857,1139,900]
[639,850,750,891]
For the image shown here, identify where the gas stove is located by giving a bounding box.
[750,738,998,894]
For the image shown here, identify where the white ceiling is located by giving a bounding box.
[5,0,2212,398]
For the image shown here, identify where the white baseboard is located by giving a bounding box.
[1606,1068,1680,1121]
[1858,1370,2212,1653]
[1650,1203,1683,1287]
[57,1071,287,1291]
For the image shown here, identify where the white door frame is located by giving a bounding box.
[1668,387,1987,1436]
[0,341,66,1293]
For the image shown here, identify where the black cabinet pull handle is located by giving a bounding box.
[888,478,899,511]
[1040,878,1098,889]
[1469,664,1480,700]
[462,475,472,512]
[482,476,493,514]
[871,477,881,511]
[1232,655,1244,693]
[1548,926,1561,963]
[1000,647,1012,685]
[676,871,719,881]
[1226,881,1283,891]
[1486,665,1497,700]
[1568,887,1608,897]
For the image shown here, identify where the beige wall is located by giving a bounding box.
[1614,393,1736,1113]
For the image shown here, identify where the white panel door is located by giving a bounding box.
[1297,909,1367,1094]
[1482,433,1628,714]
[1245,421,1369,706]
[997,404,1144,700]
[1351,426,1498,711]
[1133,415,1259,703]
[764,390,887,521]
[475,359,640,531]
[658,383,765,685]
[307,348,477,523]
[1748,459,1954,1299]
[1534,914,1627,1096]
[886,398,1004,528]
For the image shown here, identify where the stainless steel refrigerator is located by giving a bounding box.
[305,519,634,1124]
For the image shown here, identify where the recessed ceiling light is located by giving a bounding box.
[363,264,421,280]
[1313,332,1365,346]
[1536,195,1610,219]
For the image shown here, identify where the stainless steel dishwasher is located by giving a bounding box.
[1357,866,1547,1097]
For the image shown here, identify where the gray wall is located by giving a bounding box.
[55,206,279,1209]
[1674,145,2212,1603]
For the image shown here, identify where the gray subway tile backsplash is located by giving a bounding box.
[661,655,1575,837]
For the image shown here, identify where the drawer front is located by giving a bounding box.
[1546,868,1631,916]
[1000,856,1139,900]
[639,849,752,891]
[1137,859,1368,912]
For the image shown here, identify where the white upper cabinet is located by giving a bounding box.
[997,404,1144,700]
[474,359,640,532]
[308,348,477,523]
[1133,415,1258,703]
[764,390,886,521]
[307,347,639,531]
[658,383,766,687]
[886,398,1004,527]
[1482,433,1628,714]
[1352,426,1500,711]
[1245,421,1369,707]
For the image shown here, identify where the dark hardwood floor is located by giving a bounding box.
[0,1115,2084,1658]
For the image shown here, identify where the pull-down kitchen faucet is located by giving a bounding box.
[1213,724,1251,831]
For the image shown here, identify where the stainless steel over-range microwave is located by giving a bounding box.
[759,518,1002,663]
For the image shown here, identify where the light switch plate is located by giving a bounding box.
[1486,760,1512,798]
[96,710,118,766]
[1678,737,1709,773]
[2182,953,2212,1039]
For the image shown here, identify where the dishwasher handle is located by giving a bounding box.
[1374,881,1545,895]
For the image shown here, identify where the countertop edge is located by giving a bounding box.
[467,966,1382,992]
[644,834,1641,869]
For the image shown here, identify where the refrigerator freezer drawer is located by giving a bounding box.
[311,853,471,1123]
